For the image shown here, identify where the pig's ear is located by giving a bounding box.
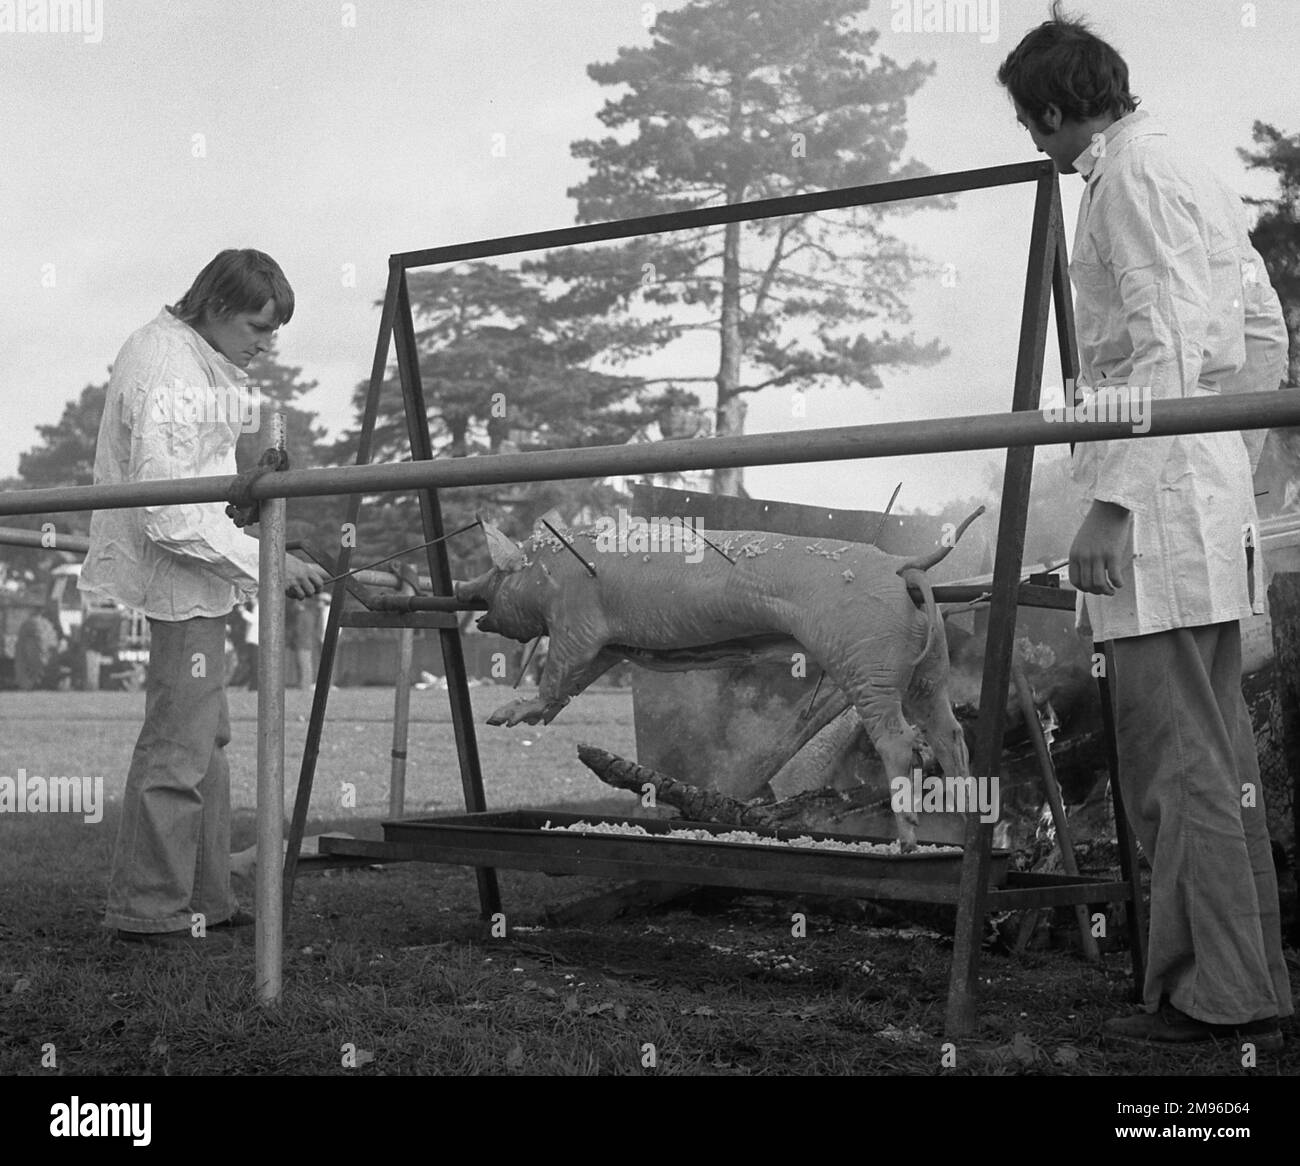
[532,508,565,539]
[483,522,526,573]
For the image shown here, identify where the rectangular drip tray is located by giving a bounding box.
[318,810,1013,900]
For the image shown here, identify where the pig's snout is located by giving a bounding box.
[455,572,502,633]
[455,568,497,604]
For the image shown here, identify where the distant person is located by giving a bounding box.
[238,598,260,691]
[14,604,62,690]
[79,249,328,949]
[289,591,323,689]
[284,593,300,685]
[226,602,247,684]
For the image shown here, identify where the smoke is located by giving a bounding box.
[632,667,812,801]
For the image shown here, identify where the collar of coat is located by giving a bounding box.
[1071,108,1162,187]
[155,306,249,383]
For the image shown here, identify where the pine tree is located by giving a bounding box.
[17,379,107,533]
[236,344,340,562]
[1239,120,1300,386]
[550,0,949,495]
[333,263,665,580]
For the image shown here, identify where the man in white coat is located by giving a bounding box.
[999,6,1292,1049]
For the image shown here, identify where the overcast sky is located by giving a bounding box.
[1,0,1295,516]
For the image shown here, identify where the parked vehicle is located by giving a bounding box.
[26,565,151,690]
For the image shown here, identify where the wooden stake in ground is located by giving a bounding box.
[1010,655,1101,963]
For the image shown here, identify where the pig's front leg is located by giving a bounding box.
[487,643,619,726]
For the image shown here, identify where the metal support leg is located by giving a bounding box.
[256,416,287,1005]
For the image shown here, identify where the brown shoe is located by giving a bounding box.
[1104,1001,1282,1052]
[115,928,235,950]
[210,910,255,929]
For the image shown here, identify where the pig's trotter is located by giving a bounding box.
[895,811,919,853]
[540,700,570,726]
[486,696,551,726]
[857,695,922,852]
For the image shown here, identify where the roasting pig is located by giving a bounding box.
[454,511,983,848]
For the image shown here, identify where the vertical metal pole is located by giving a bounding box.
[945,169,1059,1038]
[393,271,501,919]
[1051,213,1080,402]
[283,262,403,921]
[256,413,287,1005]
[389,575,415,819]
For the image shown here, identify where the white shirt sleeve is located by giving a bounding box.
[129,356,262,592]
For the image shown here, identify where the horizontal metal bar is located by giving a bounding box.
[1260,512,1300,546]
[393,161,1051,269]
[371,594,487,612]
[339,611,460,630]
[21,533,1051,612]
[351,568,434,591]
[2,390,1297,518]
[292,853,393,872]
[0,526,89,553]
[366,581,1072,613]
[986,878,1133,909]
[1003,871,1122,887]
[315,835,985,903]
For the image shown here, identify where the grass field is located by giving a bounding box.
[1,685,1297,1077]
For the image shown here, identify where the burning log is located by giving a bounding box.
[576,743,894,836]
[746,686,852,797]
[760,783,892,830]
[768,705,865,800]
[577,744,780,830]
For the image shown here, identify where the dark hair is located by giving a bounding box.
[997,1,1138,134]
[171,249,294,326]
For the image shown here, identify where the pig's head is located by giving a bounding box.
[453,523,548,641]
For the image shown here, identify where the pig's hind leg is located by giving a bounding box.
[815,666,921,850]
[486,643,620,726]
[791,616,922,849]
[854,695,922,852]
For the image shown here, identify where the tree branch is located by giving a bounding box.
[751,215,806,318]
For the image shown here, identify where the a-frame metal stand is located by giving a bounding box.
[943,167,1146,1034]
[285,162,1146,1039]
[282,259,501,921]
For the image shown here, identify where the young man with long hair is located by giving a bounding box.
[81,250,329,948]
